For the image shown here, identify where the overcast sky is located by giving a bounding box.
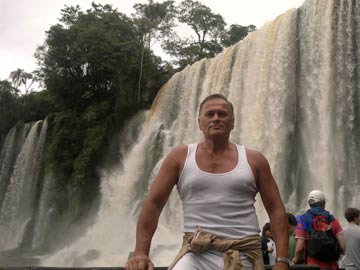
[0,0,305,80]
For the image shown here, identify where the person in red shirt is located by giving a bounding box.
[293,190,345,269]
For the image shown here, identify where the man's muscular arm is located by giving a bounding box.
[247,149,289,270]
[125,146,187,270]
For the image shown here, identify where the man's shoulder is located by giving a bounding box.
[330,216,341,225]
[162,145,189,173]
[344,223,360,232]
[173,144,189,151]
[244,147,268,165]
[244,146,261,156]
[169,144,188,158]
[295,214,307,229]
[327,216,343,234]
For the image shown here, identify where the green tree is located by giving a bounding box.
[33,3,173,221]
[0,80,20,136]
[9,68,36,94]
[35,3,142,111]
[221,24,256,47]
[34,3,141,217]
[132,0,175,103]
[163,0,226,68]
[18,90,56,123]
[0,81,56,140]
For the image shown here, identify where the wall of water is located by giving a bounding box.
[10,0,360,267]
[0,119,48,251]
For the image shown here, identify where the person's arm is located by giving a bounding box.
[247,149,289,270]
[293,238,305,264]
[336,233,346,253]
[332,218,346,254]
[125,146,186,270]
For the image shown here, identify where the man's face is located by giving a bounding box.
[198,98,234,138]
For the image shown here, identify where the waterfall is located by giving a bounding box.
[31,169,55,249]
[0,123,32,211]
[0,119,48,251]
[20,0,360,266]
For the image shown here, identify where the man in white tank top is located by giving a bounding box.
[126,94,290,270]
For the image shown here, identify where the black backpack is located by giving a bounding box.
[304,214,341,261]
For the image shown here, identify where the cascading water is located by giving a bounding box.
[1,0,359,267]
[0,119,48,251]
[0,123,32,211]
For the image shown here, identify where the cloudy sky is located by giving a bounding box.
[0,0,305,80]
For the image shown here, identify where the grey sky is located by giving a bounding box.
[0,0,305,81]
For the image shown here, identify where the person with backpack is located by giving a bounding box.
[292,190,345,269]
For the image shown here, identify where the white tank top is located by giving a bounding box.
[177,143,260,239]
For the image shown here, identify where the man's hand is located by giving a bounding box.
[125,254,154,270]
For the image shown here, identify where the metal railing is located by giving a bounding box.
[0,266,324,270]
